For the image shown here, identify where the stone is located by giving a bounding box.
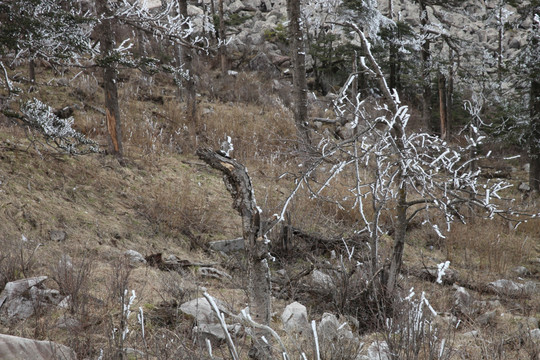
[476,310,497,326]
[0,276,64,322]
[463,330,479,338]
[180,297,229,324]
[49,230,67,242]
[198,267,232,280]
[453,285,473,316]
[124,250,146,265]
[530,328,540,340]
[194,323,241,344]
[281,301,309,334]
[208,238,245,253]
[56,316,81,330]
[311,269,334,289]
[318,312,340,341]
[248,52,280,76]
[518,182,531,192]
[513,266,530,276]
[366,341,390,360]
[488,279,528,296]
[0,333,76,360]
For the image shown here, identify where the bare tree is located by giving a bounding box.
[287,0,312,157]
[281,20,536,302]
[529,11,540,191]
[96,0,123,158]
[178,0,197,125]
[197,148,273,359]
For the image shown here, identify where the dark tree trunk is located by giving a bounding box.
[287,0,312,157]
[529,6,540,192]
[420,0,432,132]
[178,0,197,125]
[438,71,448,140]
[529,73,540,192]
[197,148,272,359]
[218,0,227,74]
[96,0,123,158]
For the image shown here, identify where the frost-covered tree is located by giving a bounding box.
[0,0,94,82]
[283,21,535,303]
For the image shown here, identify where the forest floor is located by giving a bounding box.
[1,63,540,359]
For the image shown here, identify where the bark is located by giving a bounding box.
[420,0,433,132]
[96,0,123,158]
[529,74,540,191]
[287,0,312,156]
[29,57,35,84]
[178,0,197,125]
[438,71,448,140]
[218,0,227,74]
[529,6,540,192]
[386,186,407,295]
[197,148,272,359]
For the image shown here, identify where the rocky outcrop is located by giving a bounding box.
[0,334,76,360]
[0,276,64,323]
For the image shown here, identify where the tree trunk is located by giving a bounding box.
[197,148,272,359]
[287,0,312,157]
[96,0,123,158]
[178,0,197,125]
[420,1,432,132]
[218,0,227,74]
[529,6,540,192]
[438,71,448,140]
[29,57,35,84]
[386,186,407,296]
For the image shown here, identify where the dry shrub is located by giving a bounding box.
[0,236,40,289]
[446,218,534,274]
[136,171,220,238]
[200,100,294,167]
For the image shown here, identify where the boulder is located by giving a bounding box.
[0,334,76,360]
[281,301,309,334]
[512,266,530,277]
[198,267,232,280]
[366,341,390,360]
[194,323,241,344]
[124,250,146,266]
[488,279,536,296]
[311,270,334,289]
[208,238,245,253]
[0,276,64,323]
[453,285,473,316]
[49,230,67,242]
[179,297,229,324]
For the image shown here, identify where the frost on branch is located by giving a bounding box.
[21,98,99,155]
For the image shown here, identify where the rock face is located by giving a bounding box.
[0,333,76,360]
[0,276,64,323]
[281,301,309,334]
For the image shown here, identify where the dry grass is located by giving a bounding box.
[446,218,537,275]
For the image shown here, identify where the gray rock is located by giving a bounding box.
[530,328,540,340]
[56,316,81,330]
[518,182,531,192]
[180,297,229,324]
[0,333,76,360]
[454,285,473,315]
[198,267,232,280]
[208,238,245,253]
[463,330,479,338]
[194,323,241,344]
[49,230,67,242]
[318,312,340,341]
[124,250,146,265]
[0,276,64,322]
[488,279,528,296]
[367,341,390,360]
[311,270,334,289]
[249,52,280,76]
[513,266,530,276]
[281,301,309,334]
[476,310,497,326]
